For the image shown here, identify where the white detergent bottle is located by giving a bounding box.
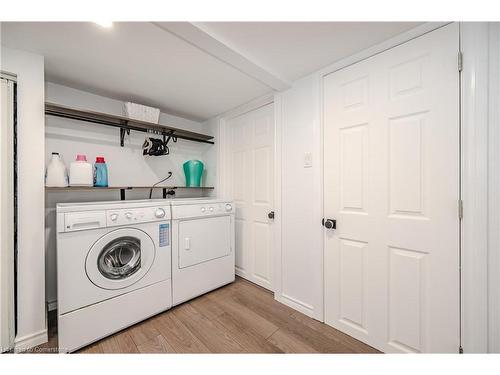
[69,154,93,186]
[45,152,69,187]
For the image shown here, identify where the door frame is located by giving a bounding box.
[217,94,282,294]
[460,22,500,353]
[0,73,17,352]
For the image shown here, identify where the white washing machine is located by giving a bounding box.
[56,200,172,353]
[170,199,235,305]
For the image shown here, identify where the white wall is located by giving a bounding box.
[274,75,323,320]
[44,82,216,308]
[201,116,219,197]
[217,76,324,320]
[1,46,47,349]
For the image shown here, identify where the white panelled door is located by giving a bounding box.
[227,103,274,290]
[323,24,460,353]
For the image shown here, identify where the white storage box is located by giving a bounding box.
[124,102,160,123]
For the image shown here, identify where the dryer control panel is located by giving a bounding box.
[106,206,171,227]
[171,202,233,219]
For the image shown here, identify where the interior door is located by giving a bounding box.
[323,24,460,353]
[0,77,16,352]
[227,103,274,290]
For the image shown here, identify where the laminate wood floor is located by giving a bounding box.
[35,277,380,354]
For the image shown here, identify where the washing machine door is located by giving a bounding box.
[85,228,155,290]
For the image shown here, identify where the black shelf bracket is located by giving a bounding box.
[120,127,130,147]
[162,188,176,198]
[162,130,177,146]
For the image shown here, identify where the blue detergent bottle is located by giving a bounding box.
[94,156,108,187]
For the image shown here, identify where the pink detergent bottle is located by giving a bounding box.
[69,154,93,186]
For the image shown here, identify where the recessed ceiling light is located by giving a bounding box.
[94,21,113,28]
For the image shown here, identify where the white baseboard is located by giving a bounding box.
[275,293,317,320]
[235,268,248,280]
[14,329,48,352]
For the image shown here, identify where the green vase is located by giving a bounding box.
[183,160,204,187]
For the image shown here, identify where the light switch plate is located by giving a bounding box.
[304,152,313,168]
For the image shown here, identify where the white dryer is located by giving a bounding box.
[56,200,172,353]
[170,199,235,305]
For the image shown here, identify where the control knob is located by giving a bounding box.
[110,213,118,221]
[125,212,133,219]
[155,208,166,218]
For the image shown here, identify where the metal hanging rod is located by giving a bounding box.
[45,102,215,147]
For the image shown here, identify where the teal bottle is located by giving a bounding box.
[94,156,108,187]
[183,160,204,187]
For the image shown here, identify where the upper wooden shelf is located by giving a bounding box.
[45,102,214,145]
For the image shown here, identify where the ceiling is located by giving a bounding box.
[1,22,424,121]
[195,22,423,82]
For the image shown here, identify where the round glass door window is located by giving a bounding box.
[98,236,141,280]
[86,228,155,290]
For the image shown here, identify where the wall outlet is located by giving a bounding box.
[304,152,313,168]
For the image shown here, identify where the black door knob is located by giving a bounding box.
[322,218,336,229]
[268,211,275,219]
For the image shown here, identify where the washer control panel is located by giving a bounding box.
[106,206,170,226]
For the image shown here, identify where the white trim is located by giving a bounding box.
[460,22,490,353]
[272,92,284,300]
[275,294,315,318]
[318,22,450,78]
[14,329,48,352]
[220,93,275,121]
[0,78,16,352]
[0,71,17,81]
[272,94,283,297]
[314,75,325,322]
[154,22,291,91]
[488,22,500,353]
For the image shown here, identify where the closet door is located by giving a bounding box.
[227,103,275,290]
[323,24,460,353]
[0,77,16,352]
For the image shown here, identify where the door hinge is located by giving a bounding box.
[458,199,464,220]
[459,345,463,354]
[458,51,463,72]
